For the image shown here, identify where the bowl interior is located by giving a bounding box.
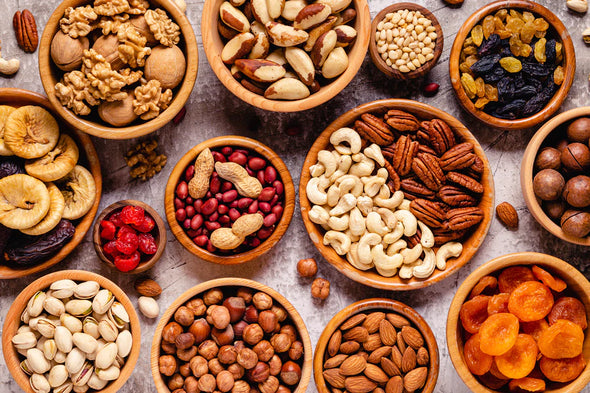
[299,98,494,290]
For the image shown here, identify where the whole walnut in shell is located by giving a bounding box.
[130,15,158,46]
[92,34,125,71]
[144,45,185,89]
[98,92,138,126]
[51,31,90,71]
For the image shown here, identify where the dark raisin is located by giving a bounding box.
[522,62,552,77]
[482,65,506,83]
[0,224,12,259]
[477,34,501,56]
[496,99,527,118]
[522,76,559,117]
[545,39,556,64]
[497,77,515,101]
[0,157,25,179]
[470,54,501,74]
[513,85,537,99]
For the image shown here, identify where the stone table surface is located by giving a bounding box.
[1,0,590,392]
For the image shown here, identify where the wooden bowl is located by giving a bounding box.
[0,88,102,279]
[151,277,313,393]
[521,107,590,246]
[369,2,443,79]
[448,0,575,130]
[201,0,371,112]
[93,199,167,273]
[314,298,439,393]
[38,0,198,139]
[2,270,142,393]
[165,136,295,264]
[299,99,494,290]
[446,252,590,393]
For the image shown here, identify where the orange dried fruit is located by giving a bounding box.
[484,84,499,101]
[470,276,498,299]
[508,377,546,392]
[478,372,509,390]
[479,313,519,356]
[498,266,536,293]
[547,297,588,330]
[508,281,554,322]
[464,333,494,375]
[461,73,477,99]
[496,9,508,21]
[475,77,485,98]
[538,319,584,359]
[506,17,525,34]
[522,11,535,22]
[494,334,538,379]
[489,361,510,380]
[532,18,549,32]
[488,293,511,315]
[531,265,566,292]
[460,295,490,334]
[539,354,586,382]
[534,38,546,63]
[520,319,549,342]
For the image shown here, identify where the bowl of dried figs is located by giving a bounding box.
[151,277,312,393]
[38,0,198,139]
[449,0,575,130]
[446,252,590,392]
[299,99,494,290]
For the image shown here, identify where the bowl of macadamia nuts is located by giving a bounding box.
[151,277,312,393]
[38,0,198,139]
[521,107,590,246]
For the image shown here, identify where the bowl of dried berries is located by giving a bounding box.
[449,1,575,130]
[447,252,590,393]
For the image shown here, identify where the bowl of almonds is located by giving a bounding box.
[314,298,439,393]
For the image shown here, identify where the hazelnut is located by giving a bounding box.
[162,341,177,355]
[561,143,590,172]
[237,348,259,369]
[228,363,245,380]
[270,333,292,353]
[189,318,211,344]
[279,361,301,386]
[237,287,254,303]
[199,340,219,360]
[177,345,198,362]
[129,15,158,45]
[176,332,196,350]
[258,375,279,393]
[234,340,246,353]
[159,355,178,376]
[243,324,264,345]
[204,289,224,305]
[175,306,196,327]
[270,306,287,323]
[92,34,125,70]
[212,325,235,346]
[180,363,192,377]
[288,341,303,361]
[186,298,207,316]
[533,169,565,201]
[169,373,185,391]
[189,355,209,377]
[567,117,590,143]
[217,370,235,392]
[51,31,89,71]
[244,305,259,323]
[145,45,186,89]
[543,200,566,221]
[279,325,297,343]
[163,322,184,343]
[563,175,590,208]
[218,345,238,364]
[247,362,270,383]
[311,277,330,299]
[98,92,138,127]
[253,292,273,310]
[232,380,251,393]
[535,147,561,171]
[198,374,217,393]
[297,258,318,277]
[561,209,590,238]
[233,320,248,340]
[258,310,278,334]
[223,297,246,322]
[268,355,282,376]
[184,376,199,393]
[209,305,231,329]
[253,340,275,362]
[209,358,225,375]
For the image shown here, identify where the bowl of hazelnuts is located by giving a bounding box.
[521,107,590,246]
[151,277,312,393]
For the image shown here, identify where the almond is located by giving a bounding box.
[362,333,382,352]
[323,368,345,388]
[416,347,429,366]
[341,313,366,330]
[328,330,342,357]
[496,201,518,229]
[324,354,348,369]
[401,326,424,349]
[340,354,366,376]
[363,364,388,384]
[343,326,369,343]
[396,332,406,353]
[386,313,410,329]
[401,347,416,373]
[385,376,403,393]
[362,312,385,333]
[404,367,427,392]
[367,346,391,364]
[344,376,377,393]
[391,346,402,369]
[378,320,397,346]
[134,278,162,297]
[380,357,401,377]
[340,341,360,354]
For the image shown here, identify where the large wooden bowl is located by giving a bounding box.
[314,298,439,393]
[2,270,142,393]
[151,277,313,393]
[299,99,494,290]
[38,0,198,139]
[0,88,102,279]
[521,107,590,247]
[165,136,295,264]
[449,0,575,130]
[201,0,370,112]
[446,252,590,393]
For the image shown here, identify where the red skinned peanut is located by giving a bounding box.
[263,214,277,227]
[258,187,276,202]
[259,202,271,213]
[221,147,233,156]
[205,221,221,231]
[212,151,226,162]
[257,227,273,240]
[229,208,241,221]
[174,198,185,210]
[201,198,219,216]
[229,152,248,165]
[264,167,277,183]
[237,198,253,210]
[185,205,195,218]
[218,205,229,215]
[191,214,204,230]
[271,205,283,218]
[248,157,266,171]
[248,201,259,214]
[273,180,283,195]
[210,176,221,194]
[222,190,238,203]
[176,181,188,199]
[176,209,186,222]
[185,165,195,181]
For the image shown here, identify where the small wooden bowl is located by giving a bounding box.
[38,0,198,139]
[2,270,142,393]
[165,136,295,264]
[446,252,590,393]
[314,298,439,393]
[369,2,443,79]
[93,200,167,273]
[151,277,313,393]
[201,0,371,112]
[0,88,102,279]
[299,99,494,290]
[521,107,590,246]
[449,0,575,130]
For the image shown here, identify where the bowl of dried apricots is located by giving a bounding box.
[446,252,590,393]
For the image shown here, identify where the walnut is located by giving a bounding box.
[82,49,129,102]
[55,70,99,116]
[117,23,151,68]
[144,9,180,47]
[94,0,130,16]
[133,79,173,120]
[119,68,143,85]
[97,14,129,35]
[98,90,138,126]
[125,139,168,180]
[128,0,150,15]
[60,6,98,38]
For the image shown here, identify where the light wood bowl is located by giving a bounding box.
[314,298,439,393]
[446,252,590,393]
[0,88,102,279]
[151,277,313,393]
[165,136,295,264]
[93,200,167,273]
[201,0,370,112]
[2,270,142,393]
[369,2,443,79]
[38,0,198,139]
[299,99,494,290]
[448,0,575,130]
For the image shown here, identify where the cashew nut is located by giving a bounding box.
[309,163,325,177]
[348,207,366,237]
[412,248,436,279]
[0,46,19,76]
[356,196,374,216]
[329,155,353,183]
[326,184,340,207]
[328,214,349,231]
[399,199,412,211]
[383,222,404,244]
[376,208,397,229]
[401,243,423,264]
[308,205,330,225]
[330,127,362,155]
[372,244,403,277]
[357,232,381,265]
[375,190,404,210]
[335,175,363,197]
[344,229,361,243]
[323,231,351,255]
[306,177,328,205]
[349,154,375,177]
[347,243,373,270]
[387,239,407,255]
[376,167,388,180]
[417,221,435,249]
[330,193,356,216]
[366,212,389,236]
[318,150,338,178]
[364,144,385,166]
[362,176,386,197]
[436,242,463,270]
[399,260,420,279]
[393,210,418,236]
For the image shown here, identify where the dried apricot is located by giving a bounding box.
[470,276,498,299]
[508,377,546,392]
[494,334,538,379]
[520,319,549,342]
[537,320,584,359]
[489,361,510,380]
[464,333,494,375]
[539,354,586,382]
[488,293,511,315]
[508,281,554,322]
[460,295,490,334]
[531,265,566,292]
[478,373,509,390]
[479,313,520,356]
[547,297,587,329]
[498,266,536,293]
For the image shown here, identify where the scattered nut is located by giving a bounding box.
[311,278,330,300]
[297,258,318,277]
[496,202,518,229]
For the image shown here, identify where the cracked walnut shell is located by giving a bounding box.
[145,8,180,47]
[133,79,173,120]
[94,0,131,16]
[117,22,152,68]
[60,6,98,38]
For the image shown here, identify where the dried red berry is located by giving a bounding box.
[120,206,145,226]
[102,240,120,259]
[423,82,440,96]
[114,251,140,272]
[117,225,135,239]
[139,233,158,255]
[99,220,116,240]
[133,215,155,233]
[108,211,124,227]
[116,232,139,255]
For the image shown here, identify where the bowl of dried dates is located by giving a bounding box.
[449,0,575,130]
[447,252,590,393]
[299,98,494,290]
[314,298,439,393]
[521,107,590,247]
[0,88,102,279]
[38,0,198,139]
[200,0,370,112]
[165,136,295,264]
[151,277,312,393]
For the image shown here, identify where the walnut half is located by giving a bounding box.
[60,6,98,38]
[145,9,180,47]
[133,79,173,120]
[117,23,151,68]
[55,70,99,115]
[94,0,130,16]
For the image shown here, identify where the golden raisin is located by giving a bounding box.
[554,66,565,86]
[494,16,505,31]
[506,17,525,34]
[520,22,536,44]
[533,18,549,32]
[471,25,484,47]
[461,73,477,99]
[534,30,547,39]
[556,42,563,63]
[463,46,478,56]
[522,11,535,22]
[509,35,524,56]
[499,57,522,73]
[496,30,513,39]
[482,15,495,40]
[484,84,499,101]
[495,9,508,21]
[475,77,485,97]
[463,37,474,48]
[534,38,546,63]
[474,97,490,109]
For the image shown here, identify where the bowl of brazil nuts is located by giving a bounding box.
[151,277,312,393]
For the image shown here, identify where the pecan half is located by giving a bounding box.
[447,207,484,231]
[13,10,38,53]
[354,113,395,146]
[382,144,396,161]
[423,119,455,155]
[417,144,438,156]
[409,199,447,228]
[383,161,401,191]
[405,233,421,248]
[437,185,478,207]
[446,172,484,194]
[440,143,476,171]
[384,110,420,132]
[432,228,466,245]
[412,153,445,191]
[400,179,435,200]
[464,156,485,179]
[391,135,419,176]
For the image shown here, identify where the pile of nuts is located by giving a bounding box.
[11,280,133,392]
[322,310,430,393]
[532,116,590,238]
[158,286,306,393]
[217,0,358,100]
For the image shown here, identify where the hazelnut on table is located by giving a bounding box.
[311,277,330,299]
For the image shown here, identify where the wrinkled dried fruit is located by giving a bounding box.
[547,297,588,330]
[494,334,538,379]
[479,313,519,356]
[460,295,490,334]
[470,276,498,299]
[508,281,554,322]
[508,377,546,392]
[498,266,536,293]
[464,333,493,375]
[499,57,522,73]
[539,354,586,382]
[520,319,549,342]
[534,38,546,63]
[531,265,566,292]
[487,293,510,315]
[554,65,565,85]
[471,25,484,46]
[461,73,477,99]
[482,15,495,40]
[478,372,509,390]
[537,319,584,359]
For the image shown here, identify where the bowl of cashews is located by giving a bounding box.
[299,99,495,290]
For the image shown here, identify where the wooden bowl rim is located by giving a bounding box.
[448,0,576,130]
[313,298,439,393]
[200,0,371,112]
[0,87,103,279]
[446,252,590,393]
[299,98,495,290]
[369,2,444,79]
[164,136,296,264]
[93,199,167,273]
[150,277,313,393]
[2,269,142,393]
[38,0,198,140]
